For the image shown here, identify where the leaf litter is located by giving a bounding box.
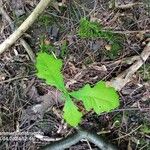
[0,0,150,149]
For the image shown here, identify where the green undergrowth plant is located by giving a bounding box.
[78,18,123,59]
[35,52,120,127]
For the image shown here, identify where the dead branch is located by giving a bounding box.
[0,5,35,62]
[20,38,35,62]
[108,41,150,91]
[0,0,51,55]
[115,2,143,9]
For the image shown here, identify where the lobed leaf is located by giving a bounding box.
[70,81,119,114]
[35,52,66,91]
[63,94,82,127]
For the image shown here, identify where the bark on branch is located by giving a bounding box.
[0,0,51,54]
[0,4,35,62]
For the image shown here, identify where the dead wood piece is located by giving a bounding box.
[20,38,35,62]
[115,2,143,9]
[0,0,51,55]
[0,5,35,62]
[108,41,150,91]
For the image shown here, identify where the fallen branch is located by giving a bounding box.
[115,2,143,9]
[0,0,51,55]
[108,41,150,91]
[0,5,35,62]
[20,38,35,62]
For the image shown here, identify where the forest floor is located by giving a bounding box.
[0,0,150,149]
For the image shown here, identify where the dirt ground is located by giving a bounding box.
[0,0,150,149]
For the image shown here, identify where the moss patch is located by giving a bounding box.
[78,18,123,59]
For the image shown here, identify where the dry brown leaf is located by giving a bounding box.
[105,44,112,51]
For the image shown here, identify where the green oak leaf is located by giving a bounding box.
[63,94,82,127]
[35,52,66,91]
[70,81,119,114]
